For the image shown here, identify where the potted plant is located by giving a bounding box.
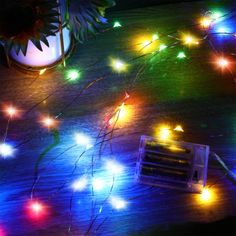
[0,0,115,71]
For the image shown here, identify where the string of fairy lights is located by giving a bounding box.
[0,6,236,235]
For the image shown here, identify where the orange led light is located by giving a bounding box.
[108,103,133,126]
[216,57,229,69]
[200,17,212,28]
[2,105,20,118]
[40,116,57,129]
[5,106,17,117]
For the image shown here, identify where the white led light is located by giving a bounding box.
[92,178,105,191]
[71,176,88,192]
[0,143,14,158]
[75,133,93,149]
[110,196,127,210]
[105,160,124,175]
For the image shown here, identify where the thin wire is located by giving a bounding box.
[209,152,236,188]
[3,7,236,235]
[2,117,10,142]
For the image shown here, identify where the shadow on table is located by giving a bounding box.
[110,0,235,11]
[0,44,9,67]
[131,216,236,236]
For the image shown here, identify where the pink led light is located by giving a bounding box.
[26,200,48,220]
[0,226,6,236]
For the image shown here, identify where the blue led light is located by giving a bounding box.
[216,27,231,34]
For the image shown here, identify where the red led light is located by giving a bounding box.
[2,105,20,119]
[26,200,48,220]
[31,202,43,215]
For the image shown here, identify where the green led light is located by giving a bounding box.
[159,44,167,51]
[66,69,81,81]
[177,52,186,59]
[113,21,122,28]
[152,34,159,41]
[211,11,223,20]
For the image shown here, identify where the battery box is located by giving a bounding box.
[135,135,209,193]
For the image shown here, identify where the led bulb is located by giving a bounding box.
[110,59,128,73]
[39,68,47,75]
[0,143,14,158]
[217,57,229,69]
[71,176,88,192]
[75,133,93,149]
[41,117,56,129]
[159,126,172,140]
[177,52,186,59]
[105,160,124,175]
[200,17,212,28]
[66,69,81,81]
[110,196,127,210]
[113,21,122,28]
[4,106,18,118]
[92,178,105,191]
[174,125,184,132]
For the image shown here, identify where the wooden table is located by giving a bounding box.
[0,1,235,235]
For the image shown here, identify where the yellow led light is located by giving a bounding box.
[142,40,152,47]
[201,188,211,202]
[39,68,47,75]
[174,125,184,132]
[134,35,159,53]
[168,146,186,153]
[186,36,193,43]
[182,34,199,46]
[110,58,128,73]
[157,126,172,141]
[197,188,217,206]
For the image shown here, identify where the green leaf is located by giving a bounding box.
[14,43,21,55]
[30,39,43,51]
[20,42,28,56]
[40,34,50,47]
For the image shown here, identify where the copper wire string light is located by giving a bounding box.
[0,5,236,235]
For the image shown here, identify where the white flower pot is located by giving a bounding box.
[9,26,72,70]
